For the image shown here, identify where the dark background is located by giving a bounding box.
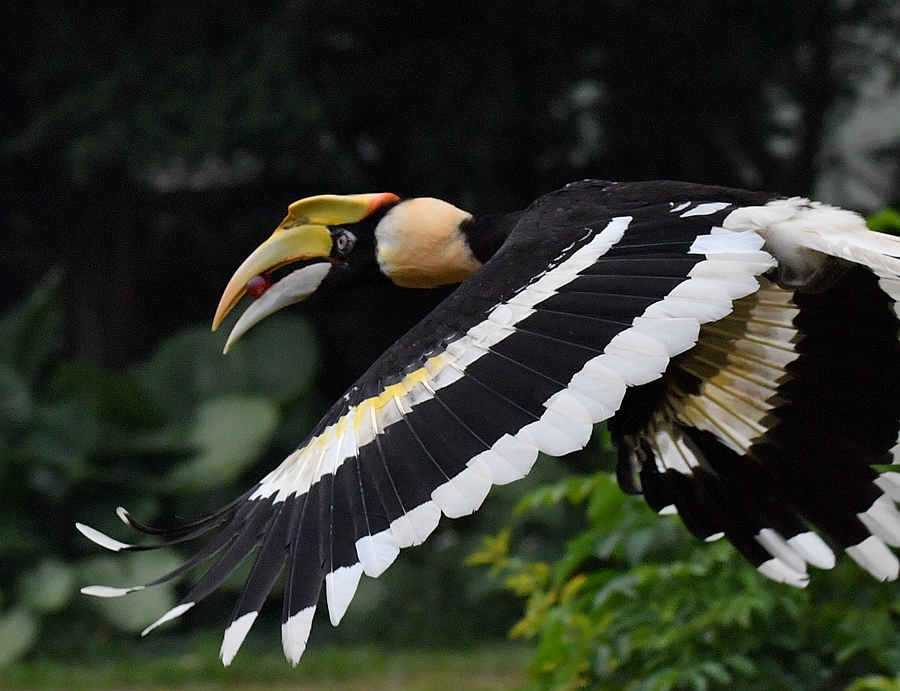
[5,0,897,377]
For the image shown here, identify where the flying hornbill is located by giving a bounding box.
[80,179,900,665]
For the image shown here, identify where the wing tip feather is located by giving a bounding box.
[220,611,259,667]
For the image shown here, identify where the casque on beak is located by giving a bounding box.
[213,192,399,352]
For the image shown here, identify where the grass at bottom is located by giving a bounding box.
[1,643,532,691]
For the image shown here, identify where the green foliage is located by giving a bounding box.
[868,210,900,236]
[0,272,89,665]
[0,643,530,690]
[0,274,319,666]
[165,396,279,491]
[132,315,319,493]
[79,550,186,632]
[847,676,900,691]
[17,559,76,614]
[135,315,319,420]
[473,432,900,690]
[0,609,38,669]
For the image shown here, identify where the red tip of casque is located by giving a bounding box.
[366,193,400,217]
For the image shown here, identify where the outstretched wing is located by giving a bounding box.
[79,181,900,665]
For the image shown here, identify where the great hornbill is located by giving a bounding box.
[80,180,900,665]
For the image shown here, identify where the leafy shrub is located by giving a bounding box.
[473,429,900,690]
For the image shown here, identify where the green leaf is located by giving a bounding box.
[17,559,76,614]
[847,676,900,691]
[55,362,162,433]
[234,313,320,400]
[696,660,731,684]
[79,551,183,632]
[136,314,318,422]
[724,654,756,678]
[0,608,38,667]
[0,512,42,555]
[164,395,279,492]
[0,270,63,378]
[868,209,900,235]
[21,396,96,478]
[0,364,32,432]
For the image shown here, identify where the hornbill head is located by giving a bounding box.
[212,192,479,352]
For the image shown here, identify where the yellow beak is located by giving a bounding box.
[212,192,399,349]
[212,222,333,331]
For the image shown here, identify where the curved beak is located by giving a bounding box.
[213,222,333,332]
[213,192,399,352]
[221,262,332,353]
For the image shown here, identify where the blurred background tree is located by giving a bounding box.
[2,0,900,687]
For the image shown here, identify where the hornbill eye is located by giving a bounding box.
[331,228,356,257]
